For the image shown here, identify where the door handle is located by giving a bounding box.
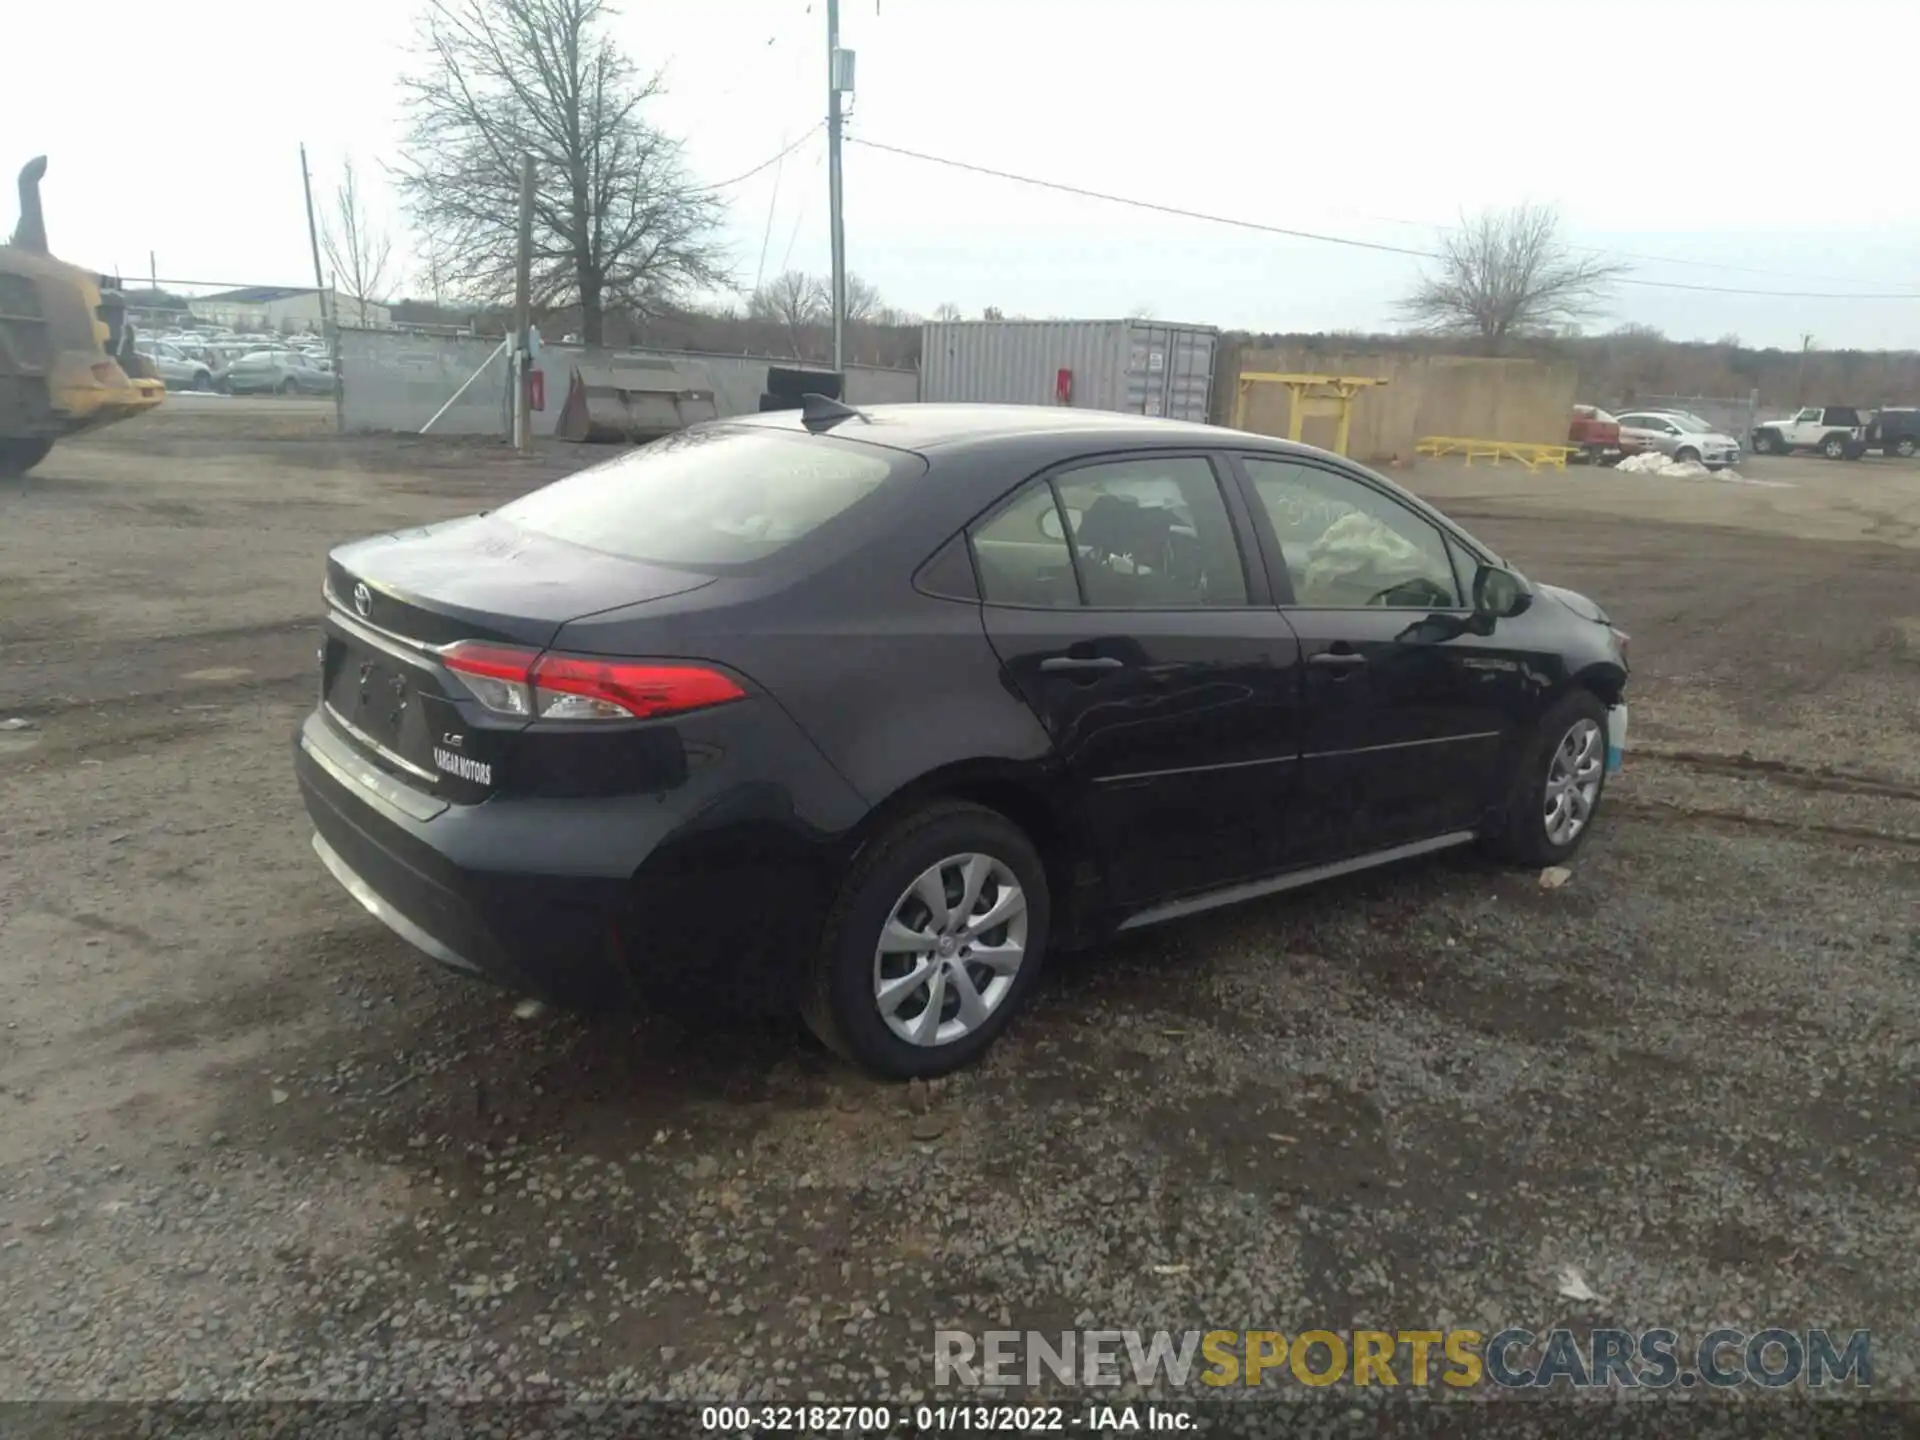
[1039,655,1125,673]
[1308,651,1368,668]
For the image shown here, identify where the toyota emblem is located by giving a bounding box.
[352,582,372,618]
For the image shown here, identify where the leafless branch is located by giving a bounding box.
[320,156,395,328]
[393,0,729,346]
[1398,204,1629,352]
[747,270,827,358]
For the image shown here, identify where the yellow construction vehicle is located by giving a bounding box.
[1,156,165,477]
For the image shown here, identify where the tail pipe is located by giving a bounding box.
[13,155,48,254]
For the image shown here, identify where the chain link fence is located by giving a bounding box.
[1636,391,1762,445]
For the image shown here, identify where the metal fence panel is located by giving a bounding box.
[338,327,509,435]
[338,328,919,438]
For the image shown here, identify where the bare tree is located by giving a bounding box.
[321,156,395,328]
[1399,204,1628,352]
[748,270,827,355]
[843,273,882,324]
[395,0,729,346]
[932,301,963,323]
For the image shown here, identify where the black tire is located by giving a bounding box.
[1484,689,1612,867]
[1895,436,1918,458]
[277,378,296,396]
[191,371,213,392]
[0,437,54,479]
[1752,430,1781,455]
[803,800,1050,1079]
[1820,433,1846,459]
[1674,446,1701,464]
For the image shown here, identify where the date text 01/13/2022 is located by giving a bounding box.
[698,1403,1194,1431]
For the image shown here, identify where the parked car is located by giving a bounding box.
[293,402,1631,1078]
[1613,411,1743,469]
[1749,406,1868,460]
[1868,407,1920,458]
[133,338,215,392]
[219,350,336,396]
[1568,405,1627,463]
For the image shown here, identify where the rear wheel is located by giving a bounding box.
[0,437,53,479]
[191,371,213,392]
[277,378,296,396]
[1484,689,1611,867]
[1821,433,1847,459]
[1896,436,1918,458]
[803,801,1050,1079]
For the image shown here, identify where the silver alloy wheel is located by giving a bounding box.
[1543,717,1604,847]
[872,852,1028,1048]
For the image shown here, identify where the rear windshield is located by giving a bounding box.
[495,426,906,567]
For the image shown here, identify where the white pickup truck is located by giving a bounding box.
[1749,406,1868,460]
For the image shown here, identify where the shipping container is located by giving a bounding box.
[918,319,1218,424]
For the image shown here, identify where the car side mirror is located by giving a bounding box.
[1472,564,1532,619]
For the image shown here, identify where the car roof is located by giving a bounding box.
[723,402,1314,457]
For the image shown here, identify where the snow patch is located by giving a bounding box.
[1612,452,1793,487]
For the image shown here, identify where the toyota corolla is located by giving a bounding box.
[294,400,1629,1078]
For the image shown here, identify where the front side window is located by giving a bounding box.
[1243,458,1462,610]
[496,426,906,568]
[1053,456,1247,608]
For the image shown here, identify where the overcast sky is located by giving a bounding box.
[8,0,1919,349]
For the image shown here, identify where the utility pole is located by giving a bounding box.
[513,154,535,451]
[300,145,343,429]
[826,0,849,373]
[298,145,331,330]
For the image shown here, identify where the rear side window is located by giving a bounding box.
[971,482,1080,608]
[496,427,904,567]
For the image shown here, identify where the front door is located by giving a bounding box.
[972,453,1304,906]
[1235,454,1528,861]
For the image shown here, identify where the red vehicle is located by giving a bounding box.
[1568,405,1638,464]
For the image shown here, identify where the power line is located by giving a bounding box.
[695,125,823,192]
[847,136,1920,302]
[1343,207,1901,290]
[849,136,1433,260]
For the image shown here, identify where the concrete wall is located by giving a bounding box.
[1214,344,1579,462]
[337,329,919,436]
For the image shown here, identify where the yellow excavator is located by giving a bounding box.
[1,156,165,477]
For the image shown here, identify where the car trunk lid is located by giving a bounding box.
[320,514,717,795]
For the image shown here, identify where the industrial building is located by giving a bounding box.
[188,286,391,333]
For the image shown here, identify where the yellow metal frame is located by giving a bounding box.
[1231,372,1387,457]
[1416,436,1576,473]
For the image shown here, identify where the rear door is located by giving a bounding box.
[973,451,1304,905]
[1232,454,1529,861]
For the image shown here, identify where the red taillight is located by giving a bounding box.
[531,654,747,720]
[440,642,746,722]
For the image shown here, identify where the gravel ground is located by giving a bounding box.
[1,413,1917,1421]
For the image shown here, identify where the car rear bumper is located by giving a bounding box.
[293,704,863,1014]
[296,714,637,1007]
